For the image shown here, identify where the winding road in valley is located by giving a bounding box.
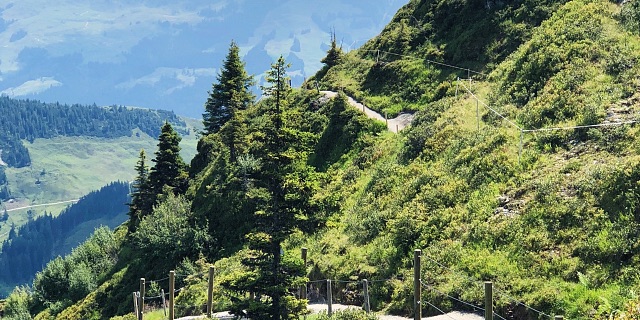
[4,199,79,212]
[320,91,415,133]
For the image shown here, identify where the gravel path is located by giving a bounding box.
[319,91,415,133]
[176,304,482,320]
[308,304,483,320]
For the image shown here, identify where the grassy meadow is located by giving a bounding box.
[0,120,200,244]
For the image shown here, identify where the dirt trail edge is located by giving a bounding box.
[176,304,483,320]
[320,91,415,133]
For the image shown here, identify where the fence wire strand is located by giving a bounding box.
[361,49,488,77]
[422,254,483,288]
[494,288,553,319]
[458,79,522,131]
[420,280,485,312]
[422,252,553,319]
[424,300,459,320]
[458,78,638,135]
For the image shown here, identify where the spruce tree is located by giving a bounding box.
[224,56,312,320]
[202,41,254,136]
[321,30,343,69]
[127,149,150,232]
[148,122,187,201]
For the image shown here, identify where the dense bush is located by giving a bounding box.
[314,309,379,320]
[30,227,120,317]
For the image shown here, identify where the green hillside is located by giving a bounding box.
[0,125,198,245]
[5,0,640,319]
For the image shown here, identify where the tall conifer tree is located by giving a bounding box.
[202,41,254,137]
[224,56,313,320]
[321,30,343,69]
[127,149,150,232]
[148,122,187,200]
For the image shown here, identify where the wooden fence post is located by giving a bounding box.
[485,281,493,320]
[161,289,166,316]
[139,278,145,320]
[363,279,370,313]
[169,271,175,320]
[327,279,333,316]
[133,292,139,316]
[518,130,524,165]
[476,98,480,131]
[301,248,308,301]
[414,249,421,320]
[207,266,215,318]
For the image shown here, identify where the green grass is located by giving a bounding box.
[142,309,169,320]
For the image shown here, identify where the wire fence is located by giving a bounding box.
[456,77,639,163]
[420,251,556,320]
[360,49,489,77]
[131,252,562,320]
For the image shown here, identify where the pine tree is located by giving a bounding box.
[148,122,187,200]
[321,30,343,69]
[2,208,8,222]
[203,41,255,136]
[261,55,292,133]
[224,56,312,320]
[127,149,151,232]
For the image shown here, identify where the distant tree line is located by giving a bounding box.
[0,181,130,297]
[0,96,186,168]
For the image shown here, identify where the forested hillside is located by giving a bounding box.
[0,182,129,297]
[0,97,186,168]
[4,0,640,319]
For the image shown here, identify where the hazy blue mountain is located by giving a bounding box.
[0,0,406,117]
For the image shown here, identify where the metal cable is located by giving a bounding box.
[423,300,459,320]
[493,288,553,319]
[361,50,488,76]
[458,79,522,130]
[423,253,552,319]
[523,120,637,132]
[420,280,485,312]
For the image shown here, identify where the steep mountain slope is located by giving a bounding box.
[300,0,640,318]
[8,0,640,319]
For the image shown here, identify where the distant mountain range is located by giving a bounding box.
[0,0,406,117]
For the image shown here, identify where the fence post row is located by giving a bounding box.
[131,249,564,320]
[414,249,422,320]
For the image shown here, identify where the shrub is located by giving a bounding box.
[314,309,379,320]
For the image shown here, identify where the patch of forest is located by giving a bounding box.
[0,181,130,297]
[0,97,186,168]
